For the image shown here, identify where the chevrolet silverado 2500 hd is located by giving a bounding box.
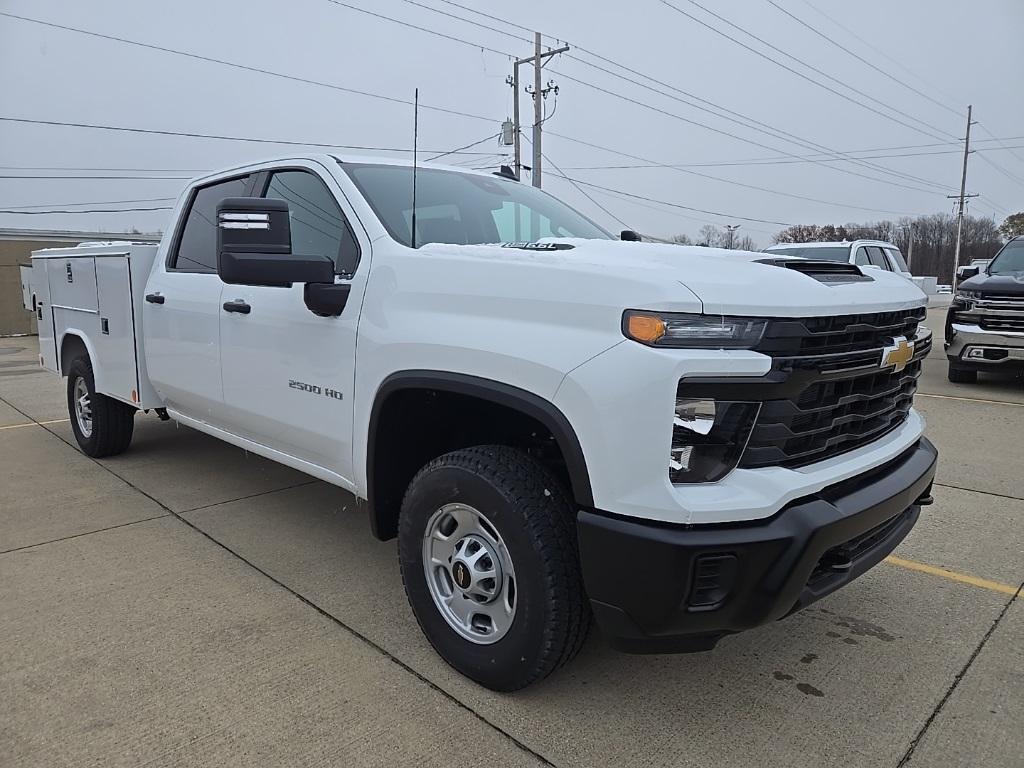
[27,155,937,691]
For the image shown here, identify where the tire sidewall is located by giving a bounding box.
[67,357,99,452]
[399,461,559,689]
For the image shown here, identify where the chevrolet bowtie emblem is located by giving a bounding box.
[881,336,915,372]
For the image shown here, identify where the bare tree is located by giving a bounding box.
[670,233,693,245]
[698,224,723,247]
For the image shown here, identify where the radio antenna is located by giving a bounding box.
[411,87,419,249]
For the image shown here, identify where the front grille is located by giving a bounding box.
[754,307,926,356]
[979,316,1024,332]
[738,316,931,469]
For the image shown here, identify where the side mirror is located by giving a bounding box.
[620,230,643,242]
[217,197,334,287]
[957,265,980,280]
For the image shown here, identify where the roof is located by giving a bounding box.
[765,239,898,250]
[0,227,161,243]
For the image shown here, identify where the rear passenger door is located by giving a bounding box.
[144,174,253,422]
[218,164,366,484]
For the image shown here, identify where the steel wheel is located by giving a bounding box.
[73,376,93,438]
[422,503,517,644]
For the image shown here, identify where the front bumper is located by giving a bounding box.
[945,322,1024,369]
[578,437,937,654]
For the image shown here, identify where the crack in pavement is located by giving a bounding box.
[895,581,1022,767]
[0,395,558,768]
[0,514,169,555]
[933,481,1024,503]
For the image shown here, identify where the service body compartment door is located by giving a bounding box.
[32,259,56,371]
[47,256,98,312]
[94,256,140,405]
[19,265,33,311]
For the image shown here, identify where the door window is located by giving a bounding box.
[865,246,891,270]
[170,175,252,272]
[264,170,360,276]
[854,247,870,266]
[885,248,909,272]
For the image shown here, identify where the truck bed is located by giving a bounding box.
[30,242,162,409]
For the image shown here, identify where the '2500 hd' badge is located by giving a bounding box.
[881,337,915,372]
[289,380,343,401]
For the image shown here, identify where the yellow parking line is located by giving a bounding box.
[917,392,1024,408]
[0,418,70,431]
[885,556,1020,596]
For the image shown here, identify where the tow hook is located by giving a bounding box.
[155,408,170,421]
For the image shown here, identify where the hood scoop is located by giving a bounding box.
[756,258,872,285]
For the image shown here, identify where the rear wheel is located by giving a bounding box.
[66,355,135,457]
[947,363,978,384]
[398,445,590,691]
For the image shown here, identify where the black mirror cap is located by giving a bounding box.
[958,265,980,280]
[620,230,642,242]
[219,251,335,288]
[217,197,292,255]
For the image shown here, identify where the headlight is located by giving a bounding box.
[955,290,981,303]
[670,397,760,483]
[624,310,767,349]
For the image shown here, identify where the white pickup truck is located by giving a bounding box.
[25,154,937,691]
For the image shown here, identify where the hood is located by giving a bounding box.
[421,239,927,317]
[959,271,1024,296]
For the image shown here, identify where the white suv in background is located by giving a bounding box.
[765,240,913,280]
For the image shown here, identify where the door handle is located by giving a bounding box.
[222,299,251,315]
[145,293,165,304]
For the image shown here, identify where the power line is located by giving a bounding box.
[0,173,189,180]
[0,116,497,154]
[0,11,497,124]
[763,0,961,118]
[0,197,176,210]
[977,123,1024,168]
[0,165,211,173]
[546,130,932,215]
[550,69,949,195]
[541,150,634,231]
[560,143,1024,171]
[794,0,963,111]
[402,0,958,193]
[323,1,513,58]
[658,0,957,141]
[425,133,500,162]
[0,206,173,214]
[321,0,944,193]
[547,174,795,226]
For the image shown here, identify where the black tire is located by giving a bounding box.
[398,445,590,691]
[947,363,978,384]
[66,355,135,457]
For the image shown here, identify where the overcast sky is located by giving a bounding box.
[1,0,1022,246]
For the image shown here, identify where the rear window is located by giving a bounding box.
[172,175,252,272]
[767,245,850,262]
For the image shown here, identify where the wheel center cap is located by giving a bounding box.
[450,534,503,603]
[452,560,472,590]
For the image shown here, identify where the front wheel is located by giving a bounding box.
[398,446,590,691]
[66,355,135,457]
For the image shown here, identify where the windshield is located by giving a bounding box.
[767,245,850,262]
[988,239,1024,274]
[341,163,612,247]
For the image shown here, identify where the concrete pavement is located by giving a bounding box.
[1,324,1020,767]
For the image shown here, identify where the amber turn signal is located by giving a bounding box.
[626,313,666,344]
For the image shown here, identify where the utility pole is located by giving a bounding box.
[724,224,740,249]
[509,36,568,185]
[949,105,978,289]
